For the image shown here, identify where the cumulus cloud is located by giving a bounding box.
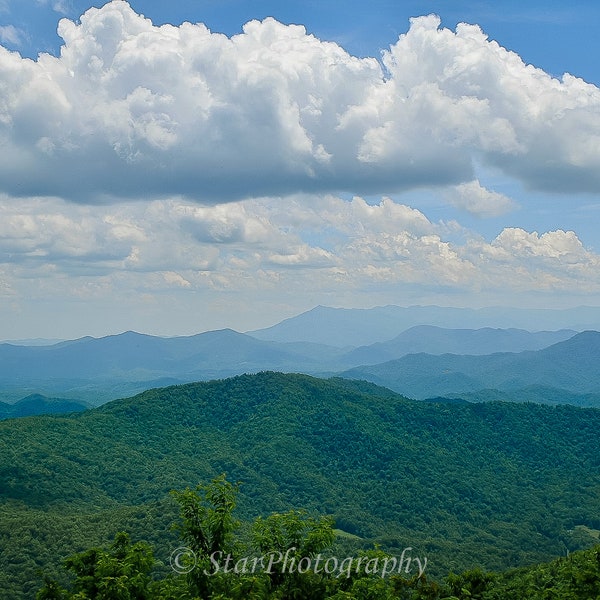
[492,228,582,257]
[461,227,600,292]
[0,2,598,203]
[2,195,599,306]
[376,15,600,194]
[445,180,518,217]
[0,197,146,272]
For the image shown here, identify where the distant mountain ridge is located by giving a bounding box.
[340,325,575,365]
[0,328,346,404]
[341,330,600,399]
[0,338,64,346]
[449,386,600,408]
[249,304,600,346]
[0,322,583,406]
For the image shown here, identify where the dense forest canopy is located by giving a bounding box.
[35,475,600,600]
[1,372,599,598]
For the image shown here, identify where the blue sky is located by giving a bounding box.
[0,0,600,339]
[6,0,600,85]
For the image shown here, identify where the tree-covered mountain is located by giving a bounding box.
[341,330,600,399]
[448,386,600,408]
[33,477,600,600]
[1,372,600,598]
[0,393,88,419]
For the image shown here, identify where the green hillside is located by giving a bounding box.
[1,372,600,598]
[32,479,600,599]
[449,385,600,407]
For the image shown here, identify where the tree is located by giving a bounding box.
[170,474,240,598]
[36,532,155,600]
[252,509,335,598]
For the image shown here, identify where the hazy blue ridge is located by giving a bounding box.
[248,304,600,346]
[0,316,585,406]
[340,330,600,400]
[339,325,576,365]
[0,394,88,419]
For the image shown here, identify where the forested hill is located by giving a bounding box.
[1,372,600,598]
[0,393,88,419]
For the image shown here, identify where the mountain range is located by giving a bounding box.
[0,320,582,406]
[0,328,337,404]
[249,304,600,346]
[342,330,600,400]
[339,325,574,365]
[3,306,600,599]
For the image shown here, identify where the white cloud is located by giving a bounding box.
[1,3,599,336]
[462,227,600,292]
[0,24,24,46]
[491,228,595,262]
[366,15,600,193]
[0,3,597,203]
[267,245,334,267]
[2,195,599,308]
[35,0,70,15]
[445,180,518,217]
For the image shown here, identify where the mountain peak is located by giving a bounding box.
[543,329,600,355]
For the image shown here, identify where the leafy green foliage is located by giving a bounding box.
[171,475,240,598]
[475,545,600,599]
[37,532,155,600]
[36,476,600,599]
[252,510,335,597]
[33,477,444,600]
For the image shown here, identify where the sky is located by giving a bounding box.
[1,0,600,339]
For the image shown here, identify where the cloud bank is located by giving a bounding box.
[2,195,599,298]
[0,1,599,203]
